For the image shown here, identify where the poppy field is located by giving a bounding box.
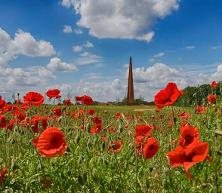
[0,82,222,193]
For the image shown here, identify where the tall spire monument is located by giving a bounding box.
[127,56,134,105]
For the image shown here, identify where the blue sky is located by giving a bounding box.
[0,0,222,101]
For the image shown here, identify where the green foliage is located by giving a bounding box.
[116,96,151,105]
[176,82,222,107]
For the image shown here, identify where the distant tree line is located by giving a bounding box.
[176,82,222,107]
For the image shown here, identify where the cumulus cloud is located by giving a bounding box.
[61,0,179,42]
[0,27,55,66]
[63,25,83,34]
[63,25,73,33]
[0,65,55,95]
[134,63,185,86]
[133,62,222,89]
[73,41,94,53]
[29,62,222,102]
[47,57,77,72]
[51,78,126,102]
[211,64,222,81]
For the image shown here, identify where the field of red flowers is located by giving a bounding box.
[0,82,222,193]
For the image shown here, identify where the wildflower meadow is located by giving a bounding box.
[0,82,222,193]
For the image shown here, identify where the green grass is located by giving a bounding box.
[90,105,156,112]
[0,104,222,193]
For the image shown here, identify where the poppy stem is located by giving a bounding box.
[171,107,176,126]
[37,156,45,176]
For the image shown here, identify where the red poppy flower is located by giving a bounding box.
[195,106,206,114]
[89,117,102,134]
[142,137,159,159]
[154,82,183,109]
[89,124,102,134]
[0,96,6,109]
[30,115,48,133]
[135,124,154,138]
[135,124,153,150]
[88,109,95,115]
[178,112,191,119]
[55,95,61,99]
[167,141,209,174]
[167,146,185,168]
[108,140,123,153]
[183,141,209,172]
[1,103,13,114]
[210,81,218,89]
[93,116,102,125]
[0,167,7,184]
[21,102,31,110]
[7,119,16,131]
[12,109,26,122]
[75,96,82,101]
[0,115,6,128]
[23,91,44,106]
[114,112,122,120]
[63,99,72,105]
[52,107,63,117]
[81,95,93,105]
[33,127,67,158]
[207,94,217,104]
[179,124,199,147]
[46,89,61,99]
[135,135,146,147]
[72,109,85,119]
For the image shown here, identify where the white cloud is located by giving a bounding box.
[61,0,77,8]
[211,64,222,81]
[133,62,222,91]
[73,45,83,53]
[51,78,126,102]
[63,25,83,35]
[63,25,73,33]
[133,63,184,85]
[73,41,94,53]
[135,32,155,42]
[11,30,55,56]
[47,57,77,72]
[76,52,102,66]
[0,65,55,95]
[73,28,83,34]
[149,52,165,63]
[47,62,222,102]
[154,52,165,58]
[61,0,179,42]
[0,27,55,66]
[84,41,94,48]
